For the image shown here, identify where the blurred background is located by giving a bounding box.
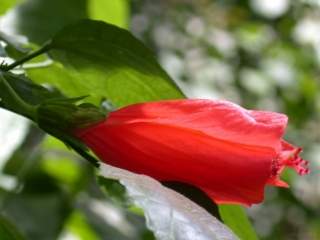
[130,1,320,238]
[0,0,319,239]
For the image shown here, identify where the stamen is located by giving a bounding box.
[273,142,310,178]
[271,158,281,177]
[282,151,309,176]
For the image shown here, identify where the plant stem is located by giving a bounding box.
[0,73,37,120]
[0,43,51,72]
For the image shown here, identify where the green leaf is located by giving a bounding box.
[0,31,30,59]
[63,211,100,240]
[0,0,129,45]
[0,71,101,170]
[40,136,92,192]
[219,205,259,240]
[3,191,72,240]
[2,125,42,176]
[1,0,87,44]
[0,72,62,106]
[1,138,75,240]
[0,71,63,120]
[0,215,25,240]
[0,0,18,15]
[0,43,6,57]
[98,177,128,205]
[27,20,184,107]
[88,0,129,28]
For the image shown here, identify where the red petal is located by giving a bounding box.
[267,178,289,188]
[75,99,310,206]
[107,99,288,150]
[77,121,276,205]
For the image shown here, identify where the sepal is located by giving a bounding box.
[37,97,106,133]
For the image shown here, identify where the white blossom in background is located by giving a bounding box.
[131,14,150,37]
[294,17,320,46]
[183,81,222,100]
[261,59,296,88]
[88,199,135,237]
[159,51,184,81]
[100,163,239,240]
[205,28,237,57]
[153,24,177,49]
[0,109,28,170]
[59,232,80,240]
[293,16,320,62]
[240,68,273,96]
[0,109,28,190]
[250,0,290,19]
[0,9,29,44]
[185,16,205,38]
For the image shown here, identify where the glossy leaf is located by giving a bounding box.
[0,72,62,106]
[27,20,184,107]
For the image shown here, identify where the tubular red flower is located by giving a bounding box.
[74,99,309,206]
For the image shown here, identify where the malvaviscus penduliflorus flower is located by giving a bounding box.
[71,99,309,206]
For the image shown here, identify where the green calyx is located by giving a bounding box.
[36,98,104,168]
[37,97,106,134]
[0,72,37,120]
[1,71,106,134]
[0,55,104,168]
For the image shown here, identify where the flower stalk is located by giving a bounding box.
[0,43,51,72]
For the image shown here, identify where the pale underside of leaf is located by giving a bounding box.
[99,163,239,240]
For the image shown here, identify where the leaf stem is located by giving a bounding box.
[0,43,51,72]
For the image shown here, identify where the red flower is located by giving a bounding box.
[74,99,309,206]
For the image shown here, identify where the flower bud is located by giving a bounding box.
[74,99,309,206]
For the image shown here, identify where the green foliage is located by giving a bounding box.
[88,0,128,28]
[2,0,317,239]
[63,211,100,240]
[0,72,62,106]
[0,128,74,240]
[0,72,37,120]
[3,189,71,240]
[0,15,252,240]
[0,31,28,58]
[2,0,87,44]
[0,0,18,15]
[27,20,184,106]
[219,205,258,240]
[0,215,25,240]
[0,0,129,45]
[98,177,128,205]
